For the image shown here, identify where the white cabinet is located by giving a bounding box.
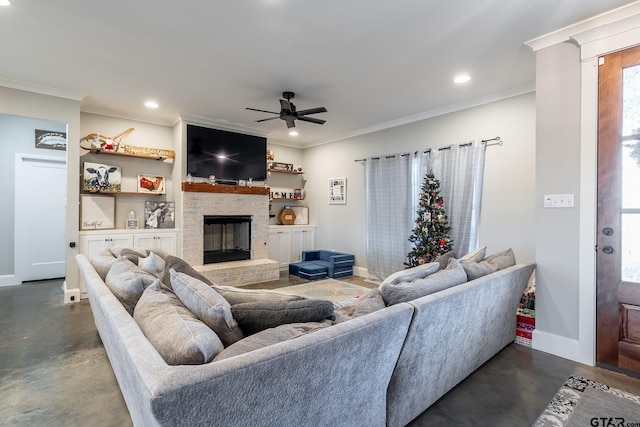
[268,228,292,268]
[79,233,134,260]
[268,225,316,267]
[133,232,177,253]
[291,227,316,263]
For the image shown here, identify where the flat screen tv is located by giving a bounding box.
[186,125,267,182]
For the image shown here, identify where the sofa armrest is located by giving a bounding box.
[301,250,321,262]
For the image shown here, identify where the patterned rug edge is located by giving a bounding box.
[532,375,640,426]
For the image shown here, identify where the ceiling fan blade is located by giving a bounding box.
[246,107,280,115]
[280,99,293,112]
[297,116,326,125]
[296,107,327,116]
[285,118,296,128]
[255,117,280,122]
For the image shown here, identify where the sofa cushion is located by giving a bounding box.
[380,258,468,306]
[213,321,331,361]
[163,255,213,288]
[138,251,166,279]
[458,246,486,263]
[104,257,157,315]
[435,250,456,270]
[332,288,386,324]
[109,247,149,262]
[381,262,440,287]
[460,260,499,281]
[484,248,516,270]
[134,281,224,365]
[90,249,117,280]
[170,270,244,346]
[231,299,335,335]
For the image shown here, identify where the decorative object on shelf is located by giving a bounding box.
[35,129,66,151]
[292,206,309,225]
[294,188,302,199]
[278,206,296,225]
[80,194,115,230]
[125,218,139,229]
[186,173,193,184]
[122,145,175,159]
[80,128,134,152]
[238,179,246,186]
[138,174,165,194]
[405,173,453,267]
[267,149,275,161]
[248,178,253,187]
[328,178,347,205]
[270,162,294,172]
[144,201,175,229]
[209,175,216,186]
[83,162,121,193]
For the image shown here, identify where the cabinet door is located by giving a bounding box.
[291,228,316,262]
[268,229,292,267]
[134,232,177,254]
[79,234,134,259]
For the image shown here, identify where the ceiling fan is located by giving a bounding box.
[246,91,327,129]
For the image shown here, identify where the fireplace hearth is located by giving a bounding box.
[203,215,251,264]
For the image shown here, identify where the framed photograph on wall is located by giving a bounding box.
[329,178,347,205]
[144,201,175,229]
[138,174,165,194]
[80,195,115,230]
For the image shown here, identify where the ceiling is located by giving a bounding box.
[0,0,637,148]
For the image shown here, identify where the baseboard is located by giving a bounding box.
[353,266,367,278]
[532,329,594,366]
[0,274,19,287]
[63,280,81,304]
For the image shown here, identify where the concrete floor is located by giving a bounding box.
[1,276,640,426]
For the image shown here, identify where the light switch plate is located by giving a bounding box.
[544,194,574,208]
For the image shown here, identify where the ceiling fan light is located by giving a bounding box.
[289,130,299,136]
[0,0,11,6]
[454,74,471,84]
[144,100,159,109]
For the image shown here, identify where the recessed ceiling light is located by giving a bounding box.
[454,74,471,84]
[144,101,159,109]
[289,130,299,136]
[0,0,11,6]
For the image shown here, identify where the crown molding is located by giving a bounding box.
[0,77,85,101]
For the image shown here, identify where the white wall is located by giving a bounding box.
[299,92,537,276]
[0,114,66,284]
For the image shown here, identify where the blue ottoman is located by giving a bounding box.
[288,262,328,281]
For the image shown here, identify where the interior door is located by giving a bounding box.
[15,155,66,282]
[596,45,640,374]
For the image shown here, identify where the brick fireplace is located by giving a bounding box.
[181,183,279,286]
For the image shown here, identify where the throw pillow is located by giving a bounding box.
[90,248,117,280]
[138,252,166,279]
[170,269,244,346]
[380,258,468,306]
[231,299,335,335]
[332,288,386,324]
[134,281,224,365]
[109,247,148,260]
[104,257,157,315]
[163,255,215,289]
[211,284,310,305]
[460,260,499,281]
[435,250,456,270]
[458,246,487,263]
[484,248,516,270]
[213,321,331,361]
[380,262,440,287]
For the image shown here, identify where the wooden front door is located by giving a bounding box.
[597,45,640,374]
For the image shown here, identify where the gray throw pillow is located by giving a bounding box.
[435,250,456,270]
[380,262,439,287]
[458,246,487,263]
[90,248,117,280]
[231,299,335,335]
[109,247,149,261]
[138,252,166,279]
[333,288,386,324]
[461,260,499,281]
[163,255,213,289]
[213,321,331,361]
[104,257,157,315]
[211,284,309,306]
[134,281,224,365]
[380,258,468,306]
[170,269,244,346]
[484,248,516,270]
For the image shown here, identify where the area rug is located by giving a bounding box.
[533,375,640,426]
[275,279,371,303]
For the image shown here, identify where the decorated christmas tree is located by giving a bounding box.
[405,173,453,267]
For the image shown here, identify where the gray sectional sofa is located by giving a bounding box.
[76,250,534,427]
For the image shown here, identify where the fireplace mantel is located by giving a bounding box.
[182,182,269,195]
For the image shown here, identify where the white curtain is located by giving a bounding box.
[364,154,416,281]
[430,141,486,257]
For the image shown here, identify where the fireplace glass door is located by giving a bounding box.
[203,215,251,264]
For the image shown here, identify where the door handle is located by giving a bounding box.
[602,245,614,254]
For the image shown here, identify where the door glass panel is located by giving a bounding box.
[623,65,640,137]
[622,213,640,283]
[622,143,640,209]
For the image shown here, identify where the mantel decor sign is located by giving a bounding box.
[80,195,115,230]
[329,178,347,205]
[35,129,67,151]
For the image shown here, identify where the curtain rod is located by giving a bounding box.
[354,136,503,163]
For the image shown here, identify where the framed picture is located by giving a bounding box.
[292,206,309,225]
[144,201,175,229]
[125,219,139,229]
[80,195,115,230]
[329,178,347,205]
[83,162,121,193]
[138,174,165,194]
[35,129,67,151]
